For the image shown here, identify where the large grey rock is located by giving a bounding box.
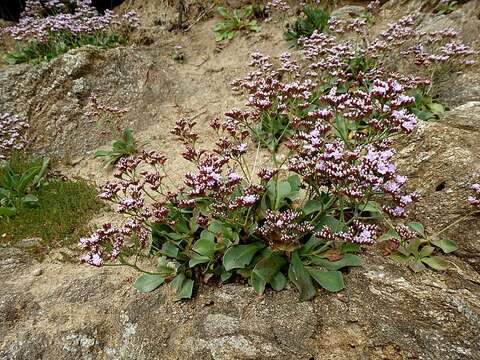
[396,103,480,269]
[0,46,175,157]
[0,248,479,360]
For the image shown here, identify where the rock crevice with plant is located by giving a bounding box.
[78,2,478,300]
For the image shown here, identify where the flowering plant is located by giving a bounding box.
[80,6,476,300]
[80,53,422,300]
[2,0,138,64]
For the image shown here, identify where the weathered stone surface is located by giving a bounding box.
[0,46,174,157]
[0,249,479,360]
[396,102,480,268]
[331,5,366,19]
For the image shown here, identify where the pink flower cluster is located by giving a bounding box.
[266,0,290,11]
[258,209,314,246]
[3,0,138,44]
[468,184,480,209]
[80,150,169,266]
[85,94,129,120]
[0,113,29,160]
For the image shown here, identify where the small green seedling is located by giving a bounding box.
[383,222,458,272]
[213,6,260,42]
[95,128,143,166]
[0,157,49,217]
[284,5,330,42]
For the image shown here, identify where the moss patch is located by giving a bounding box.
[0,178,104,256]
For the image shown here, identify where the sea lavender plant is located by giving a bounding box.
[80,7,475,300]
[79,49,423,300]
[2,0,139,64]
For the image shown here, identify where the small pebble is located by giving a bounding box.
[32,269,43,276]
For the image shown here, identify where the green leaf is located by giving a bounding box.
[288,251,316,301]
[170,273,194,299]
[156,257,176,277]
[431,239,458,254]
[217,6,231,19]
[33,157,49,187]
[409,260,426,273]
[360,201,380,215]
[390,252,411,263]
[307,268,345,292]
[300,237,329,255]
[95,150,112,157]
[314,215,346,233]
[17,166,41,194]
[162,241,179,258]
[220,267,233,282]
[208,220,238,245]
[408,222,425,237]
[251,272,267,294]
[421,256,449,271]
[133,273,165,293]
[309,254,361,270]
[419,245,435,258]
[341,243,360,254]
[21,194,39,207]
[177,278,194,299]
[407,237,421,257]
[0,207,16,217]
[378,229,400,241]
[303,199,323,215]
[275,181,292,209]
[223,242,265,271]
[270,272,287,291]
[200,229,215,241]
[189,255,211,267]
[428,102,444,115]
[286,174,301,192]
[251,251,286,295]
[192,237,216,258]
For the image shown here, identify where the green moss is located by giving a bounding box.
[0,178,104,254]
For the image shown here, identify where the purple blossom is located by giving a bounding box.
[3,0,138,46]
[257,210,314,246]
[468,183,480,209]
[0,113,29,159]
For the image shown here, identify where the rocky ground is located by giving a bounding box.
[1,0,480,359]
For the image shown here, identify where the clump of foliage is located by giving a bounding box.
[0,177,103,252]
[171,45,185,63]
[284,5,330,42]
[434,0,458,15]
[79,3,476,301]
[1,0,139,64]
[0,112,103,254]
[213,5,260,41]
[95,128,143,167]
[379,222,458,272]
[408,89,444,121]
[0,155,49,217]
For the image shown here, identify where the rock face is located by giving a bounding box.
[1,248,479,360]
[0,46,174,157]
[396,103,480,268]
